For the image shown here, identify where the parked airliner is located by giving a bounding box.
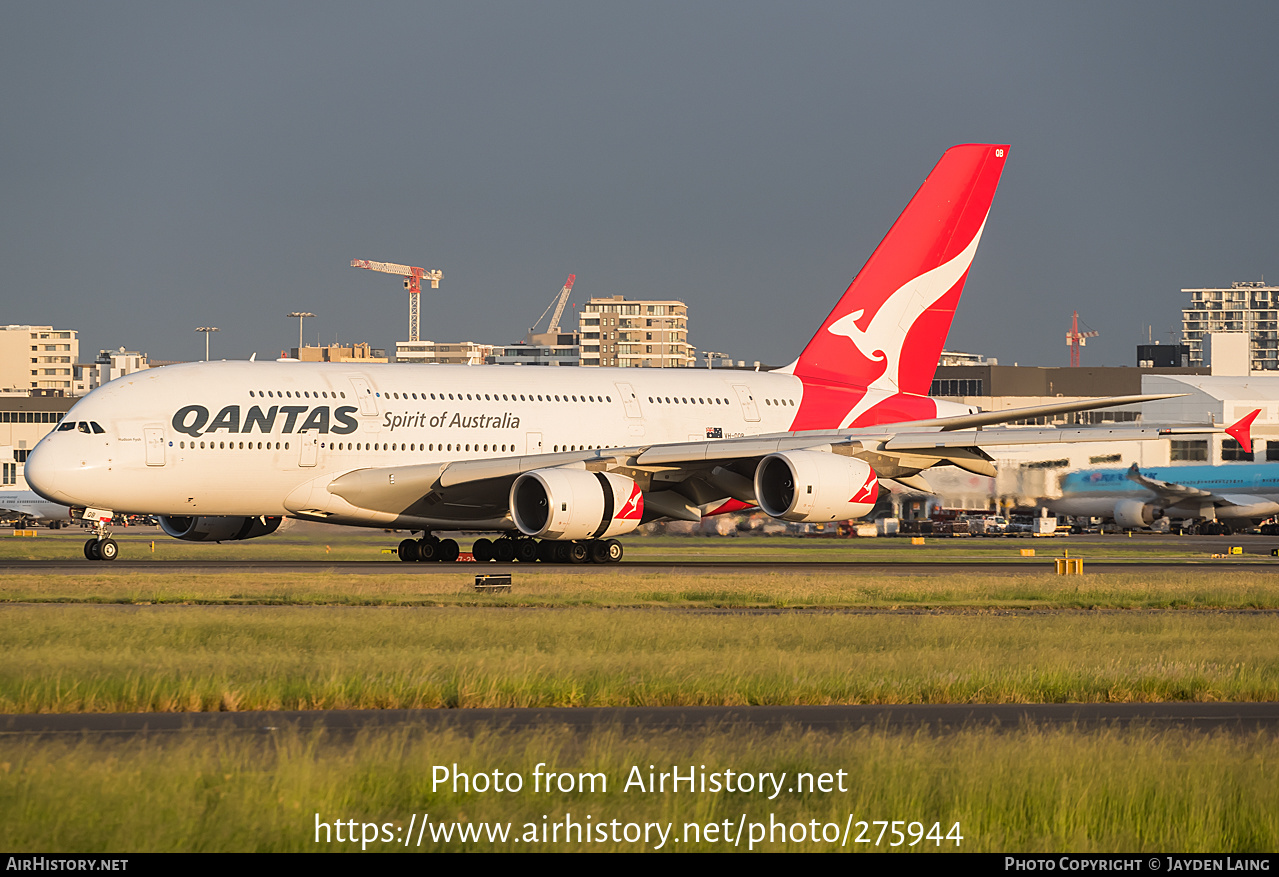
[1051,453,1279,535]
[25,144,1238,562]
[0,489,71,527]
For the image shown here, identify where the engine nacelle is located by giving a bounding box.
[510,469,644,540]
[158,515,283,542]
[754,450,879,523]
[1113,499,1156,529]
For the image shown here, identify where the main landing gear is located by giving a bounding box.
[474,536,623,564]
[395,535,623,563]
[397,535,460,563]
[83,522,119,562]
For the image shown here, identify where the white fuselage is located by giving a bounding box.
[26,360,965,529]
[25,361,796,520]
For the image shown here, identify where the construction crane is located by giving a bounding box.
[1065,311,1099,367]
[350,259,442,343]
[526,275,576,346]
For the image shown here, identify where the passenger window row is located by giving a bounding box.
[170,440,616,456]
[178,440,287,450]
[249,390,345,399]
[381,391,613,403]
[645,395,795,407]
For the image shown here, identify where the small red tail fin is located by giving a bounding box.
[1226,409,1260,453]
[790,144,1009,400]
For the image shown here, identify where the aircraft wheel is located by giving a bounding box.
[416,539,439,562]
[514,539,539,563]
[398,539,420,562]
[537,541,558,563]
[98,539,119,561]
[84,539,101,560]
[604,539,624,563]
[439,539,460,562]
[553,542,572,563]
[472,538,494,562]
[589,540,611,564]
[568,542,590,564]
[493,538,516,563]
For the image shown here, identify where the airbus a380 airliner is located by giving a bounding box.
[25,144,1243,562]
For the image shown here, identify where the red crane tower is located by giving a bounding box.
[350,259,443,342]
[1065,311,1099,367]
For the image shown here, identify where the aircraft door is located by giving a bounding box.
[144,426,166,467]
[347,376,379,416]
[614,382,643,418]
[732,384,761,422]
[527,432,543,454]
[298,434,318,467]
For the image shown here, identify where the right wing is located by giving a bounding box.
[289,401,1256,532]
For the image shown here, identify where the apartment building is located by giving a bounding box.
[578,296,691,368]
[1181,281,1279,370]
[0,325,78,395]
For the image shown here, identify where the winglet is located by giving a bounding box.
[1225,409,1260,453]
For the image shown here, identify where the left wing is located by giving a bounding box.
[1124,463,1213,501]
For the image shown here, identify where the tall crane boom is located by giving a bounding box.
[547,274,575,335]
[350,259,442,343]
[529,274,576,338]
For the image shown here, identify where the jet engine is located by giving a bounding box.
[510,469,644,540]
[1112,499,1157,529]
[158,515,284,542]
[754,450,879,523]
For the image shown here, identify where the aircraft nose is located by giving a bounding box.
[23,441,64,502]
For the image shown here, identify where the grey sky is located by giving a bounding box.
[3,2,1276,368]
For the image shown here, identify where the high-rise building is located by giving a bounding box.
[578,296,691,367]
[1181,281,1279,371]
[0,325,79,395]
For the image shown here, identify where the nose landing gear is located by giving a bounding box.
[83,520,119,562]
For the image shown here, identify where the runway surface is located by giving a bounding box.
[4,703,1277,738]
[6,530,1279,574]
[5,558,1279,576]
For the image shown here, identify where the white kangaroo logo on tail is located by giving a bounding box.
[826,217,988,426]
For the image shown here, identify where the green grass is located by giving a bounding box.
[4,568,1279,610]
[2,606,1276,712]
[1,724,1274,852]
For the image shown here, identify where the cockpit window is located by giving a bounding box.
[57,422,76,432]
[77,422,91,433]
[90,422,105,434]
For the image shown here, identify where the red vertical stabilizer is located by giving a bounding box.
[787,144,1009,430]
